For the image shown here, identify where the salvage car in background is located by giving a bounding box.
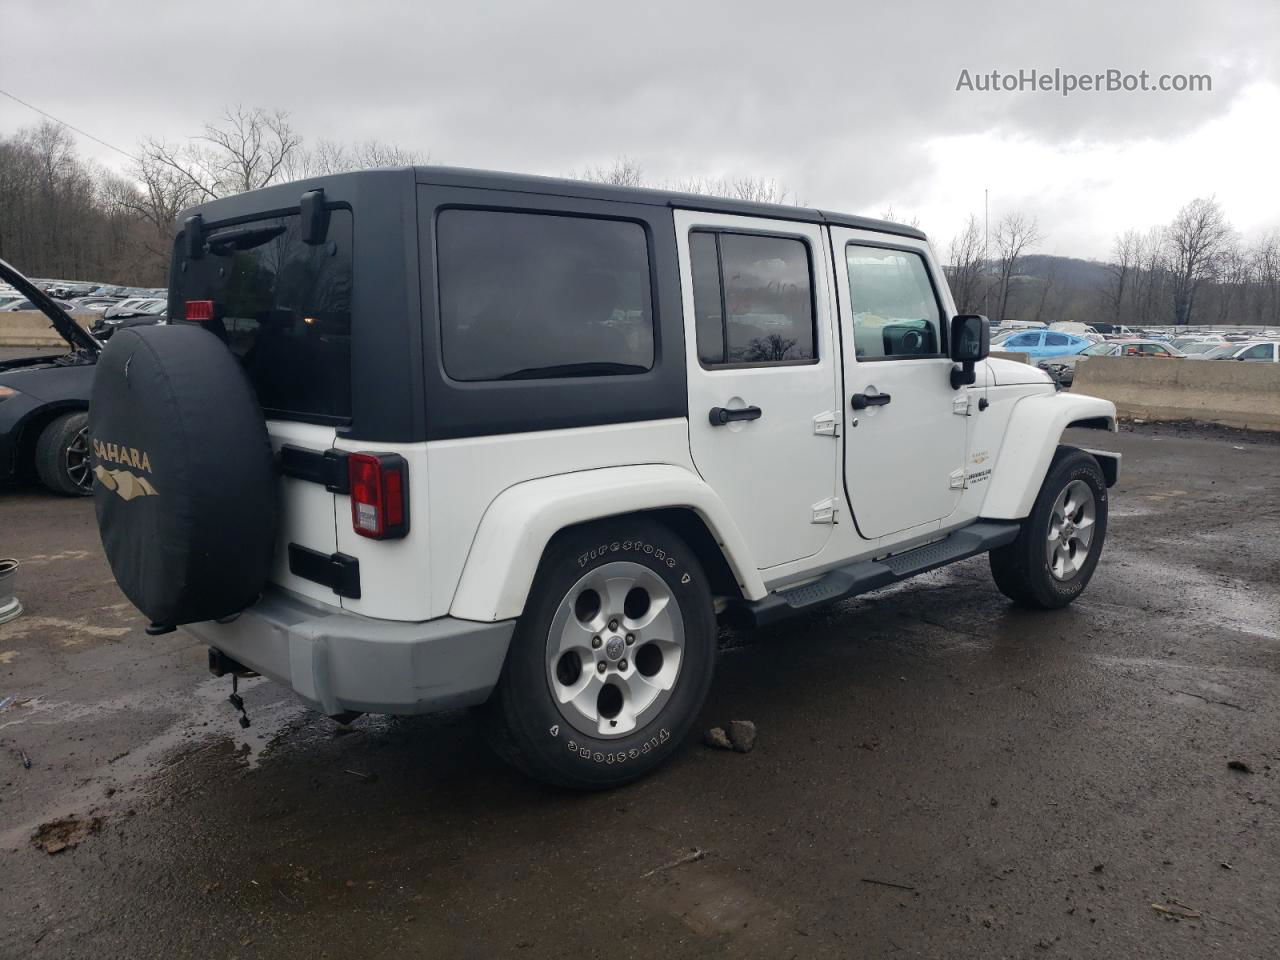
[1189,341,1280,362]
[0,259,101,495]
[996,329,1094,360]
[1038,339,1185,386]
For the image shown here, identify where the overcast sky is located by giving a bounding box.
[3,0,1278,259]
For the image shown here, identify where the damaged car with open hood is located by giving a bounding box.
[0,259,102,496]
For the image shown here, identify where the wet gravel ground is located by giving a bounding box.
[1,425,1278,959]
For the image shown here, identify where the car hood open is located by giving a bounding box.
[0,257,101,355]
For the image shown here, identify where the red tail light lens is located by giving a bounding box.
[185,299,214,322]
[347,453,409,540]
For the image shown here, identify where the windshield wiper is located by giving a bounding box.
[206,224,287,255]
[497,362,648,380]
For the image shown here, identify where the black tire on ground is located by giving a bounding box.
[989,445,1108,609]
[486,517,717,789]
[35,411,93,497]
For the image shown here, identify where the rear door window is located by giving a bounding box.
[436,209,654,381]
[176,209,353,421]
[689,231,816,366]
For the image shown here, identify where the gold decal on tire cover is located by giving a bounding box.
[93,465,159,501]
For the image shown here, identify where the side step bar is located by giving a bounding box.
[739,521,1021,628]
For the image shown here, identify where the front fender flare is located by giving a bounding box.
[449,464,766,622]
[981,392,1117,519]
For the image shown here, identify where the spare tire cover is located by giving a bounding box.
[90,324,277,626]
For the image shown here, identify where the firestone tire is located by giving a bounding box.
[485,518,716,790]
[35,411,93,497]
[989,446,1108,609]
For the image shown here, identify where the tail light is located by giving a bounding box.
[185,299,215,322]
[347,453,409,540]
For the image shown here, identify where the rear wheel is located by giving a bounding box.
[989,446,1108,609]
[486,518,716,789]
[35,412,93,497]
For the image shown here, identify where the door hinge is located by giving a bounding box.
[949,468,966,490]
[811,497,839,524]
[952,395,973,417]
[813,411,838,437]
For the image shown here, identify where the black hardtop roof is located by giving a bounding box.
[412,165,928,241]
[175,165,927,243]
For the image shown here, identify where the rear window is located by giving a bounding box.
[436,209,655,381]
[175,209,353,420]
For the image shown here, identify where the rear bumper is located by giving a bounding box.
[183,588,515,716]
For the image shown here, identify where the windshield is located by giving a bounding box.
[1202,345,1240,359]
[173,209,353,421]
[1082,342,1115,356]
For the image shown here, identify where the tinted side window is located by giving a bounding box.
[437,209,654,381]
[689,231,724,366]
[690,231,816,365]
[845,245,943,360]
[1008,332,1040,347]
[1045,333,1070,346]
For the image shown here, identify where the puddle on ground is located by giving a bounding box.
[0,676,309,849]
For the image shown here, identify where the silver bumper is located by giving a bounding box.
[184,588,515,716]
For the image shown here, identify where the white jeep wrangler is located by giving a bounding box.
[89,167,1118,788]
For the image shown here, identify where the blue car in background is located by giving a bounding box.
[995,330,1094,359]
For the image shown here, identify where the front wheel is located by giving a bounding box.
[35,412,93,497]
[486,518,716,789]
[989,446,1108,609]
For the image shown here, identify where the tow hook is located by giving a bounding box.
[228,674,251,729]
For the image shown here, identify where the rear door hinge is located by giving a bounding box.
[952,395,973,417]
[813,411,838,437]
[811,497,839,524]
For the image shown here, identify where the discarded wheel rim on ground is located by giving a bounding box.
[0,558,22,625]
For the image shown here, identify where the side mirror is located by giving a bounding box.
[949,314,990,388]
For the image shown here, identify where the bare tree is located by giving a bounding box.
[140,106,302,202]
[290,138,429,178]
[670,175,797,205]
[578,156,645,187]
[1252,230,1280,327]
[577,156,799,205]
[879,206,922,229]
[1164,196,1234,326]
[1103,229,1141,322]
[944,214,985,314]
[993,213,1042,320]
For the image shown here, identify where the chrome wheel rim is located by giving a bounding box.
[65,425,92,492]
[546,561,685,739]
[1046,479,1096,580]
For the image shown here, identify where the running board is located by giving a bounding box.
[739,521,1021,628]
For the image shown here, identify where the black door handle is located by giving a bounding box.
[708,405,763,426]
[850,392,891,410]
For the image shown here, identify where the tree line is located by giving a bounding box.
[943,197,1280,328]
[0,107,428,286]
[2,121,1276,327]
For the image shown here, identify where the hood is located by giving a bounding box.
[986,356,1053,386]
[0,257,101,354]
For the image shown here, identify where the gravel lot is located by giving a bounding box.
[1,424,1278,959]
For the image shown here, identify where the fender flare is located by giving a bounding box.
[449,464,766,622]
[980,392,1118,520]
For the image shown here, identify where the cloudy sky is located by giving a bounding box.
[3,0,1278,259]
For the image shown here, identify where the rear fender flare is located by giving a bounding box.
[449,464,765,622]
